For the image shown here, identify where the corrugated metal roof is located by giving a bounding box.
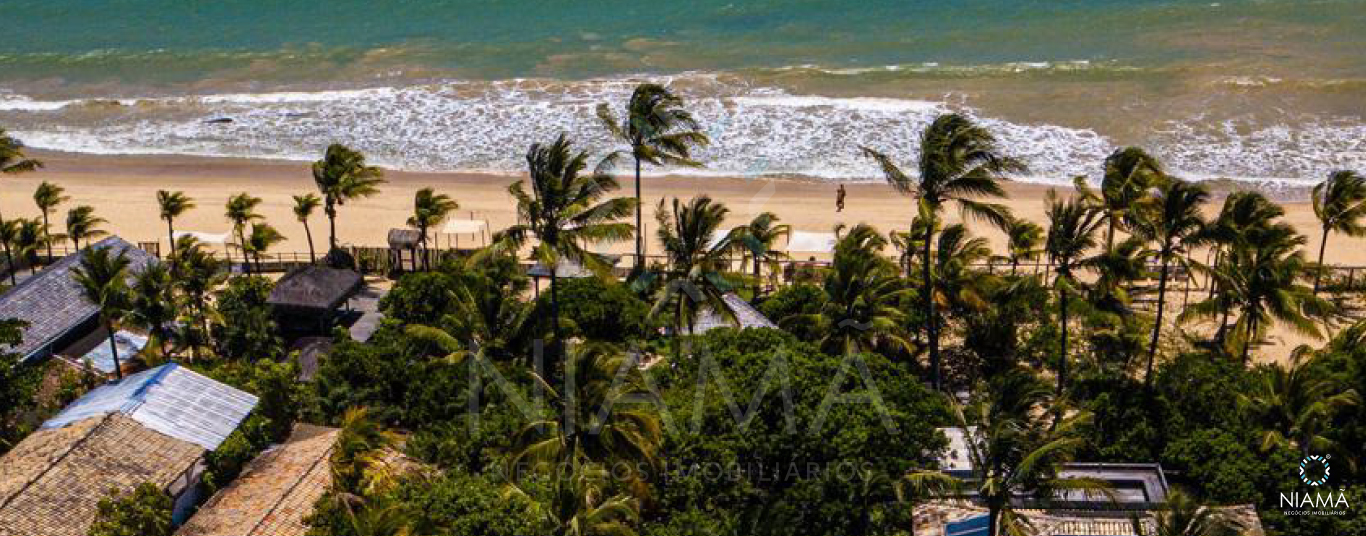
[41,363,258,450]
[685,293,779,334]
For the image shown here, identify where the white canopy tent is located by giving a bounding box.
[439,218,490,249]
[171,230,231,245]
[784,231,837,254]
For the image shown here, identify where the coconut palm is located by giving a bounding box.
[170,236,224,359]
[932,223,997,316]
[1131,178,1209,386]
[1310,170,1366,293]
[506,462,641,536]
[407,252,541,364]
[1001,216,1044,275]
[32,181,69,262]
[1074,147,1165,249]
[331,407,399,494]
[72,247,133,379]
[407,187,459,270]
[1239,354,1360,457]
[1044,190,1105,393]
[224,192,262,271]
[312,144,386,250]
[156,190,194,259]
[596,83,710,267]
[64,205,106,250]
[861,113,1024,389]
[244,223,285,273]
[493,134,636,366]
[291,193,322,263]
[6,218,43,278]
[729,211,790,298]
[896,468,961,536]
[1201,191,1285,300]
[782,224,912,356]
[649,195,742,354]
[1,129,42,280]
[1135,489,1243,536]
[127,263,176,357]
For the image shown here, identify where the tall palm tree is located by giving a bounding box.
[932,224,997,316]
[1,129,42,280]
[406,253,540,364]
[1135,489,1242,536]
[156,190,194,259]
[224,192,262,272]
[64,205,106,250]
[7,218,43,277]
[783,224,913,355]
[505,462,641,536]
[32,181,69,262]
[1001,216,1044,275]
[170,236,224,360]
[292,193,322,263]
[1074,147,1165,249]
[1131,178,1209,386]
[729,211,790,298]
[245,223,285,273]
[1239,355,1360,457]
[0,219,19,285]
[1201,191,1284,302]
[649,195,742,354]
[493,134,636,366]
[596,83,710,267]
[313,144,386,250]
[1310,170,1366,293]
[407,187,459,270]
[1044,190,1104,393]
[72,247,133,379]
[861,113,1024,389]
[127,263,176,357]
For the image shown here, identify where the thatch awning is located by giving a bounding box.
[387,228,420,249]
[268,266,363,313]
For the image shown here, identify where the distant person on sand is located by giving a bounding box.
[836,184,846,212]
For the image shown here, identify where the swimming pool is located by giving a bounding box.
[76,331,149,374]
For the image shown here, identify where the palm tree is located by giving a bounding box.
[284,194,317,264]
[597,83,710,267]
[1310,170,1366,293]
[1135,489,1242,536]
[245,223,285,273]
[506,462,641,536]
[1239,355,1360,457]
[127,263,176,357]
[72,247,133,379]
[1044,190,1104,393]
[1075,147,1165,249]
[782,224,912,355]
[1,129,42,281]
[312,144,386,251]
[64,205,106,250]
[7,218,43,277]
[331,407,398,493]
[896,468,960,536]
[493,134,636,367]
[861,113,1024,389]
[1001,216,1044,275]
[224,192,262,272]
[33,181,69,262]
[649,195,742,354]
[729,212,790,298]
[411,252,541,364]
[407,187,459,270]
[171,236,224,359]
[1201,191,1284,303]
[1131,178,1208,386]
[932,224,997,316]
[156,190,194,259]
[0,219,19,285]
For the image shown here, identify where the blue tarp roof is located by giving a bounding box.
[41,363,258,450]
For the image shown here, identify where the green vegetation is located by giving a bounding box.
[88,483,173,536]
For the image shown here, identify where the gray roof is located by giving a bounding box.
[387,228,421,248]
[268,266,363,311]
[686,293,778,334]
[0,237,157,361]
[42,363,259,451]
[528,254,621,279]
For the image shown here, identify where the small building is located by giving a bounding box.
[387,228,421,271]
[175,424,340,536]
[0,363,259,536]
[683,293,779,334]
[0,236,156,365]
[268,266,363,333]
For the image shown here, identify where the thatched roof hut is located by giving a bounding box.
[387,228,421,250]
[268,266,363,315]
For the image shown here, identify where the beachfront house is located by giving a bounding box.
[267,265,364,334]
[0,236,157,374]
[0,363,259,536]
[174,424,339,536]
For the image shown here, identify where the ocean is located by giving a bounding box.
[1,0,1364,186]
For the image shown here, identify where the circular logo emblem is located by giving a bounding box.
[1299,455,1330,486]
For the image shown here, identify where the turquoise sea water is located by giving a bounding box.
[1,0,1364,184]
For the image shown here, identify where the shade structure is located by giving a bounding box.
[441,219,487,234]
[785,231,837,253]
[172,230,231,244]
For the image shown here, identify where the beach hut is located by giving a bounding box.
[267,266,364,333]
[0,363,259,534]
[0,236,156,367]
[387,228,421,271]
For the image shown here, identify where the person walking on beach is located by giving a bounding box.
[836,183,846,212]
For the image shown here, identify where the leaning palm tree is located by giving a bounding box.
[292,193,322,262]
[597,83,710,267]
[1,129,42,280]
[156,190,194,259]
[32,181,69,262]
[1001,216,1044,275]
[0,219,19,285]
[492,134,636,365]
[1135,489,1242,536]
[1239,354,1360,457]
[313,144,386,250]
[244,223,285,273]
[224,192,263,272]
[1044,190,1105,394]
[649,195,742,354]
[729,211,790,297]
[8,218,43,277]
[64,205,106,250]
[1200,191,1285,304]
[407,187,459,270]
[72,247,133,379]
[1131,178,1209,386]
[861,113,1025,389]
[127,263,176,357]
[170,236,224,360]
[1074,147,1165,249]
[1310,170,1366,293]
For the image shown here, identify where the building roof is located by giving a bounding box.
[268,266,363,312]
[387,228,421,248]
[0,236,157,361]
[685,293,779,334]
[43,363,259,451]
[0,414,205,536]
[528,254,621,279]
[175,425,339,536]
[785,231,838,253]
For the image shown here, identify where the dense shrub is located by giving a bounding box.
[380,271,461,326]
[756,284,826,341]
[535,276,652,342]
[211,276,281,360]
[89,483,172,536]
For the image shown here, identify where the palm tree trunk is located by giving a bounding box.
[327,203,338,250]
[988,506,1000,536]
[923,220,940,390]
[165,219,176,259]
[634,155,643,268]
[550,267,563,369]
[1314,225,1329,294]
[1242,313,1257,364]
[1058,281,1069,394]
[300,220,315,263]
[1145,257,1171,388]
[105,317,122,380]
[41,212,52,264]
[1106,217,1116,250]
[0,210,12,286]
[753,255,761,298]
